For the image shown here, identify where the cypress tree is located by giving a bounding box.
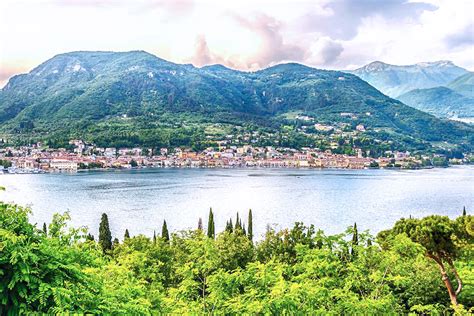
[198,217,203,231]
[162,220,170,242]
[351,222,358,257]
[352,222,359,245]
[463,206,467,216]
[242,224,247,236]
[226,218,233,233]
[153,230,157,244]
[99,213,112,253]
[248,209,253,241]
[124,229,130,239]
[42,222,47,235]
[235,212,240,231]
[112,237,120,249]
[207,208,215,239]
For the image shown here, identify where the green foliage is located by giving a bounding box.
[0,159,12,168]
[161,220,169,242]
[1,51,473,152]
[207,208,215,239]
[98,213,112,253]
[398,86,474,119]
[247,209,253,242]
[378,214,474,308]
[1,200,472,314]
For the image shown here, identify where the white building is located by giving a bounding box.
[50,159,78,172]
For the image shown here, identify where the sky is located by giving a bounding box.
[0,0,473,87]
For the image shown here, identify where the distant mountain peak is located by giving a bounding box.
[350,60,468,97]
[360,61,390,72]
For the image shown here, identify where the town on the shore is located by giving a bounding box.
[0,138,470,174]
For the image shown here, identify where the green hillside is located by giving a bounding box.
[398,86,474,119]
[0,51,473,151]
[448,72,474,98]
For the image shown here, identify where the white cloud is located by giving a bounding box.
[0,0,472,87]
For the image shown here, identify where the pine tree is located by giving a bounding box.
[99,213,112,253]
[124,229,130,239]
[463,206,467,216]
[42,222,47,235]
[248,209,253,241]
[207,208,215,239]
[162,220,170,242]
[198,217,203,231]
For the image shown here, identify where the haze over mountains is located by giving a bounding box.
[398,74,474,121]
[0,51,472,149]
[350,61,468,98]
[350,61,473,120]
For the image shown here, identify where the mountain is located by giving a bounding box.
[0,51,473,150]
[398,86,474,119]
[448,72,474,98]
[350,61,468,98]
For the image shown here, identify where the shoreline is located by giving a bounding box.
[1,164,467,175]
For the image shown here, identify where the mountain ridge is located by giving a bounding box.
[1,51,472,151]
[349,60,468,97]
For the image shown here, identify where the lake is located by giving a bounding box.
[1,166,473,239]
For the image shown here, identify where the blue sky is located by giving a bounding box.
[0,0,473,86]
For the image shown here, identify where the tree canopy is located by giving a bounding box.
[0,200,472,314]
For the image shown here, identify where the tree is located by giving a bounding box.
[42,222,47,235]
[248,209,253,241]
[235,213,241,231]
[113,237,120,249]
[198,217,203,231]
[162,220,170,242]
[124,229,130,239]
[153,230,157,243]
[351,222,358,257]
[225,219,233,233]
[380,215,468,307]
[99,213,112,253]
[207,208,215,239]
[463,206,467,216]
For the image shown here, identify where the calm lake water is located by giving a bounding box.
[1,166,473,239]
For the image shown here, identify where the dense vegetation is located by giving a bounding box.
[398,87,474,119]
[1,51,473,153]
[1,193,472,314]
[448,72,474,98]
